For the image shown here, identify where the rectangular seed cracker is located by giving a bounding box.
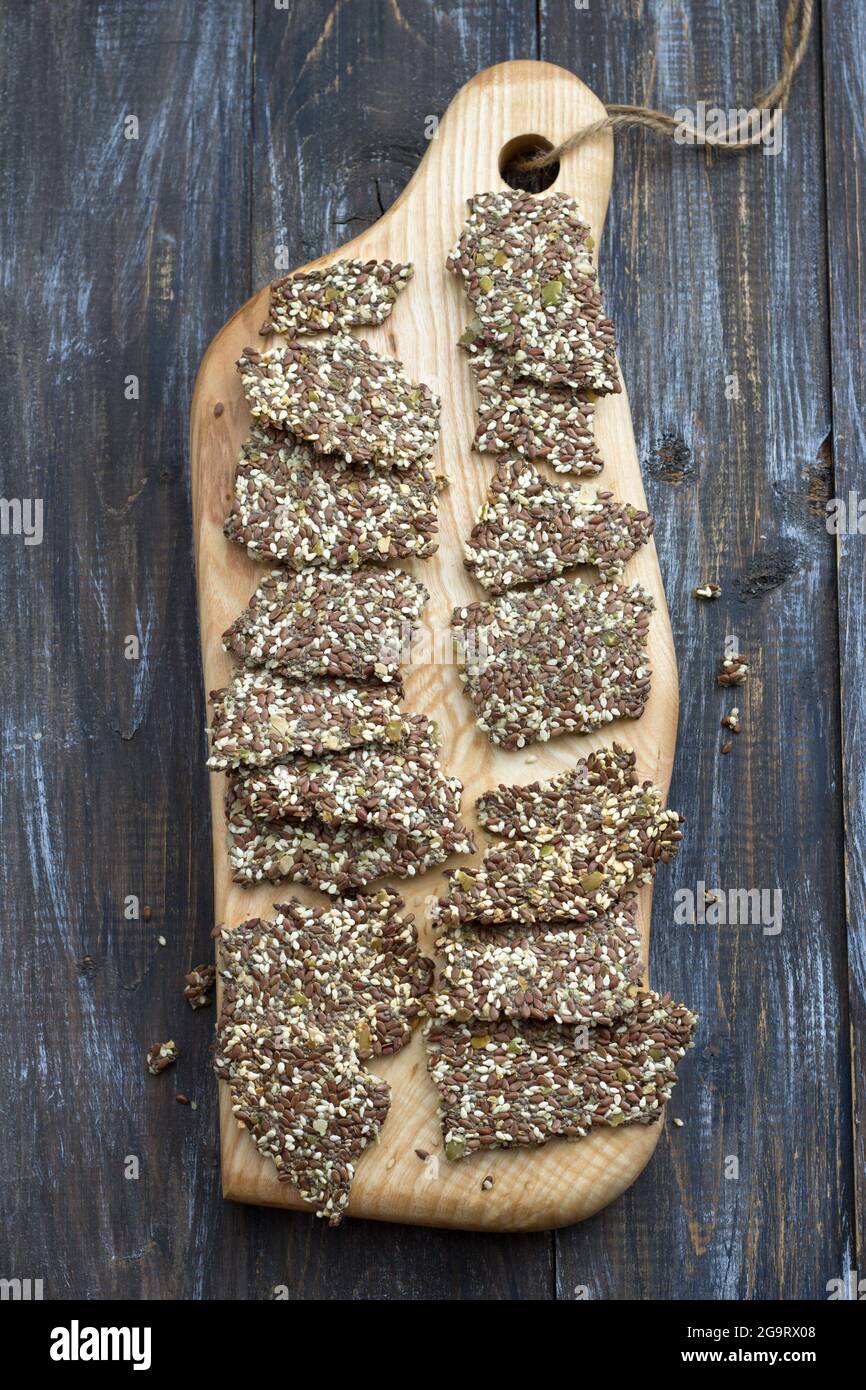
[434,830,661,929]
[430,909,644,1025]
[223,567,428,684]
[237,336,441,465]
[226,780,476,892]
[227,715,464,834]
[224,425,438,569]
[475,745,683,862]
[447,190,596,296]
[426,993,698,1158]
[207,671,408,771]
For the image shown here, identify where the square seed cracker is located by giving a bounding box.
[216,888,432,1063]
[451,576,653,747]
[472,370,602,474]
[460,296,619,396]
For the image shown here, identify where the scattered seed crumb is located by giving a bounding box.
[720,741,733,755]
[721,707,741,734]
[77,955,95,974]
[704,891,719,905]
[176,1093,191,1106]
[158,935,167,946]
[435,475,450,492]
[481,1175,494,1190]
[415,1149,429,1162]
[190,1101,198,1112]
[525,754,538,764]
[386,1156,397,1171]
[146,1041,178,1075]
[184,964,216,1010]
[142,905,152,922]
[692,582,721,599]
[717,654,749,687]
[214,402,224,417]
[672,1117,684,1128]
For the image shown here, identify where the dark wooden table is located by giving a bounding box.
[1,0,862,1301]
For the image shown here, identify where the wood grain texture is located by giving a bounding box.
[0,0,858,1300]
[544,0,853,1299]
[822,0,866,1266]
[0,0,253,1298]
[192,58,680,1232]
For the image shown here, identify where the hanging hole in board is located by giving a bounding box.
[498,134,559,193]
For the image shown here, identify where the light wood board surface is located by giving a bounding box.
[189,58,679,1231]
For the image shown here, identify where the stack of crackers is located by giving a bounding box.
[210,260,475,1222]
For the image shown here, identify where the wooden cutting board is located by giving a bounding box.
[189,58,679,1231]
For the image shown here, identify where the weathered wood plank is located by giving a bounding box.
[0,0,252,1299]
[542,0,852,1299]
[822,0,866,1271]
[248,0,558,1300]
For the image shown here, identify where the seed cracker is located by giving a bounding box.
[460,305,619,396]
[451,577,653,748]
[226,781,476,891]
[425,992,698,1158]
[447,191,619,395]
[216,1028,390,1224]
[183,964,216,1010]
[430,908,644,1025]
[227,715,463,833]
[446,190,596,295]
[207,671,408,771]
[472,370,602,474]
[216,888,432,1063]
[237,336,441,465]
[222,567,428,684]
[260,259,414,336]
[475,745,683,863]
[224,426,438,569]
[464,460,654,591]
[434,822,666,929]
[460,327,617,397]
